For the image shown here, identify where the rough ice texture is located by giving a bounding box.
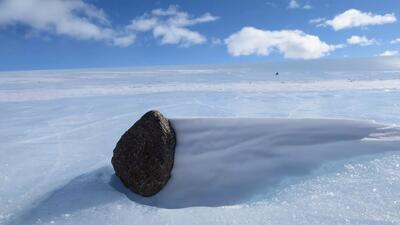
[112,110,176,197]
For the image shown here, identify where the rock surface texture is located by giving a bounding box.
[111,110,176,197]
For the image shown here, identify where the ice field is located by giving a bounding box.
[1,57,400,225]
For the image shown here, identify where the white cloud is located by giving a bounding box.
[224,27,341,59]
[309,17,326,25]
[0,2,217,47]
[391,38,400,44]
[314,9,396,30]
[288,0,300,9]
[346,35,377,46]
[127,5,218,46]
[0,0,134,47]
[111,35,136,47]
[288,0,312,10]
[378,50,399,57]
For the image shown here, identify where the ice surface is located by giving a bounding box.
[1,57,400,225]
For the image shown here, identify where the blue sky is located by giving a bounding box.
[0,0,399,71]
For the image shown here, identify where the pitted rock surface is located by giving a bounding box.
[111,110,176,196]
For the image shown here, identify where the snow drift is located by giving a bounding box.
[6,118,400,225]
[120,118,400,208]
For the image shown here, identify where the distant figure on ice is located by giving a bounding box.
[275,72,279,77]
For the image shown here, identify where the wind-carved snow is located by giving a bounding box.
[129,118,400,208]
[3,118,400,224]
[3,119,400,225]
[1,59,400,225]
[362,126,400,141]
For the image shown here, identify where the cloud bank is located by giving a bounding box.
[225,27,340,59]
[314,9,396,30]
[0,2,217,47]
[0,0,134,46]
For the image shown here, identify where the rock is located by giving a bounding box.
[111,110,176,197]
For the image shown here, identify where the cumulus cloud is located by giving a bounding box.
[0,2,217,47]
[391,38,400,44]
[127,5,218,46]
[224,27,341,59]
[378,50,399,57]
[0,0,134,46]
[313,9,396,30]
[346,35,377,46]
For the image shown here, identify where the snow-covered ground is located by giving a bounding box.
[1,57,400,225]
